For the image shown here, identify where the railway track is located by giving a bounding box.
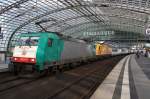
[0,72,47,93]
[0,77,37,92]
[47,57,119,99]
[0,55,125,99]
[0,72,53,93]
[0,76,19,84]
[0,72,11,79]
[0,72,20,84]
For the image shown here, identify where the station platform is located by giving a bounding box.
[0,64,8,72]
[90,54,150,99]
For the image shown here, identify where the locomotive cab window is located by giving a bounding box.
[99,46,101,50]
[48,38,53,47]
[19,36,39,46]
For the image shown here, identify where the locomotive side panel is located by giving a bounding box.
[60,40,93,61]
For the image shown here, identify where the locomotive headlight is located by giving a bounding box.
[31,58,35,62]
[30,58,36,63]
[14,58,17,60]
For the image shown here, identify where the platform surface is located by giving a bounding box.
[0,64,8,72]
[90,54,150,99]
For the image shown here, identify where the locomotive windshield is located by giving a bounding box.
[18,36,39,46]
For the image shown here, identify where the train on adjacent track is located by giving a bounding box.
[9,32,113,75]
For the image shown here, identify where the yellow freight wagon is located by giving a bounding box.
[96,43,112,55]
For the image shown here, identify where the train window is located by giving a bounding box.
[30,37,39,46]
[48,38,53,47]
[19,36,39,46]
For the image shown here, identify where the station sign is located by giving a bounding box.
[146,28,150,35]
[84,31,114,36]
[146,24,150,35]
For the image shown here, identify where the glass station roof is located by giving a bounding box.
[0,0,150,51]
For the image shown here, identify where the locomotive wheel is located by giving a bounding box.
[8,62,14,73]
[13,64,22,75]
[14,64,19,75]
[8,63,19,75]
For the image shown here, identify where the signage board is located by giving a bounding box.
[146,28,150,35]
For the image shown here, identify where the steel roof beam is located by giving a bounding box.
[0,0,30,15]
[6,3,149,51]
[73,29,145,40]
[60,21,144,33]
[85,36,149,42]
[76,0,105,22]
[44,13,145,30]
[6,4,107,51]
[59,0,104,23]
[63,25,143,37]
[95,3,150,15]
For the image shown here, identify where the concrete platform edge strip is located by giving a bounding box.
[112,56,129,99]
[90,55,129,99]
[121,56,130,99]
[129,55,139,99]
[131,55,150,99]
